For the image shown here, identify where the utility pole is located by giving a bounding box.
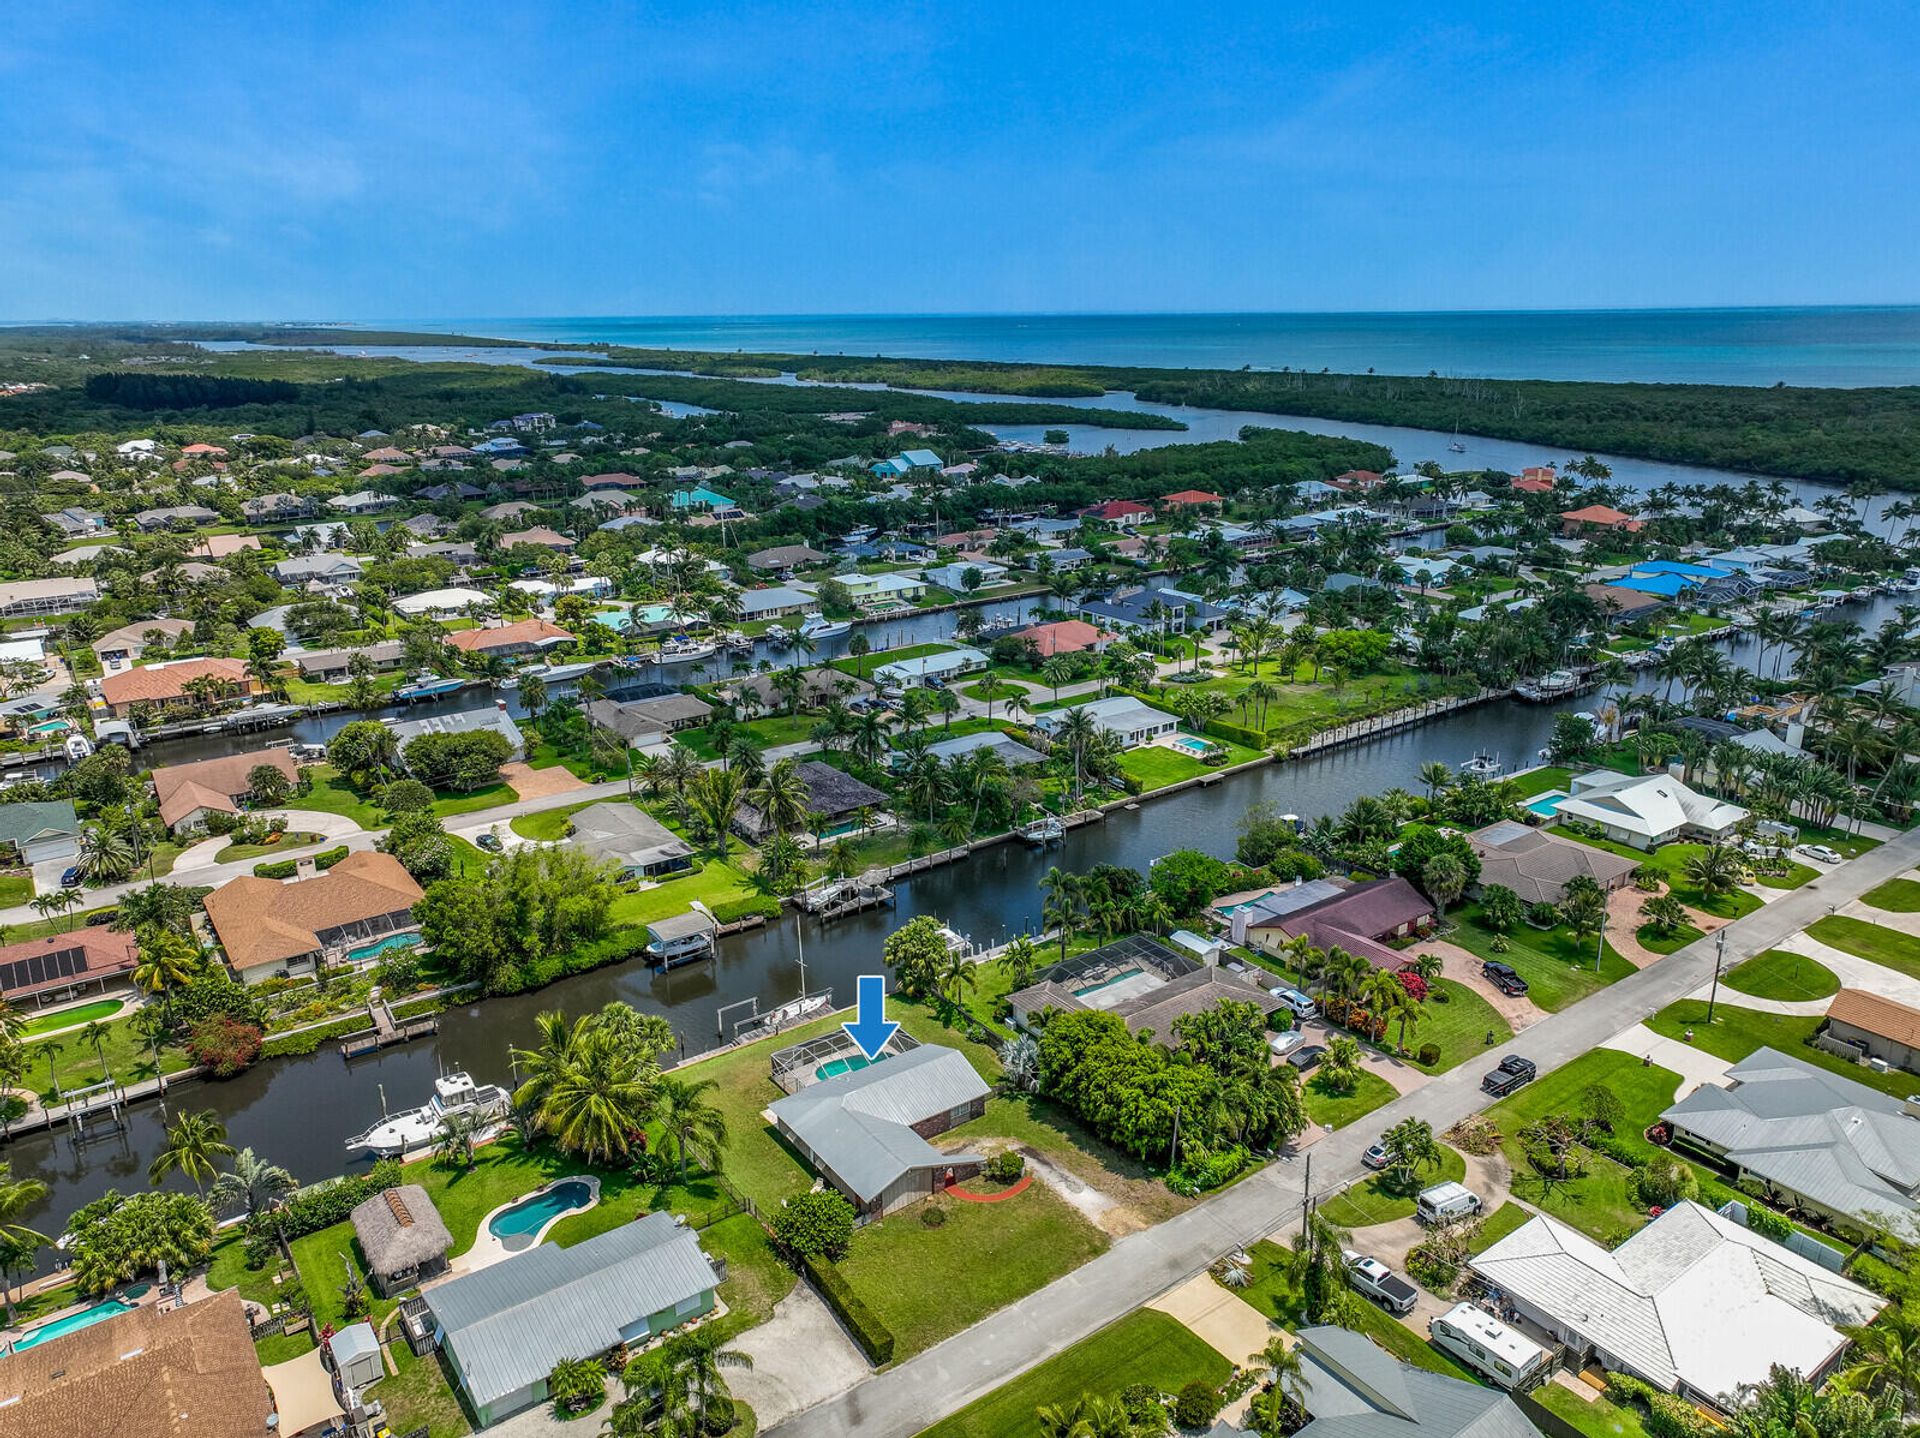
[1594,905,1606,973]
[1168,1102,1181,1170]
[1707,928,1728,1024]
[1300,1152,1313,1233]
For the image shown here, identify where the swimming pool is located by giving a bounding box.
[817,1052,887,1080]
[1073,971,1141,999]
[347,932,424,964]
[488,1179,594,1240]
[1524,790,1569,819]
[9,1298,136,1352]
[1172,735,1214,756]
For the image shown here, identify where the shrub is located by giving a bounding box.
[172,971,267,1028]
[253,845,348,879]
[802,1254,894,1365]
[1168,1146,1250,1197]
[709,895,782,925]
[1173,1380,1222,1430]
[1417,1042,1442,1066]
[186,1014,264,1077]
[770,1190,855,1262]
[66,1190,215,1293]
[274,1160,404,1240]
[1120,1384,1168,1436]
[487,927,652,995]
[1487,933,1511,954]
[984,1150,1026,1183]
[919,1204,948,1228]
[1746,1206,1793,1243]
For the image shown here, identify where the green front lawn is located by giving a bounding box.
[1752,861,1819,891]
[1644,999,1920,1104]
[1561,836,1761,919]
[1806,915,1920,981]
[605,861,761,928]
[1117,739,1264,791]
[1862,878,1920,913]
[1398,979,1512,1072]
[1232,1239,1475,1381]
[1532,1381,1653,1438]
[509,799,601,841]
[1319,1146,1467,1228]
[282,765,385,828]
[679,712,822,760]
[214,831,326,863]
[1636,922,1701,956]
[1470,1201,1536,1253]
[1446,905,1635,1012]
[1724,949,1839,1002]
[1302,1069,1397,1129]
[0,871,33,906]
[916,1310,1230,1438]
[429,781,518,819]
[838,1182,1109,1360]
[831,642,952,679]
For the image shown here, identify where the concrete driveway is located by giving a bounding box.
[730,1282,872,1428]
[1147,1273,1277,1366]
[1598,1022,1733,1100]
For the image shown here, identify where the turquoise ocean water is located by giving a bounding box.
[373,308,1920,388]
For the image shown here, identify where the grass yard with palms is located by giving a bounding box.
[1446,904,1635,1011]
[916,1309,1229,1438]
[1319,1145,1466,1227]
[1397,978,1511,1072]
[1645,998,1920,1105]
[1561,836,1761,918]
[605,861,762,928]
[19,1011,192,1099]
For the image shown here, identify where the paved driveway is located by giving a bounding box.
[1147,1273,1276,1366]
[730,1283,872,1428]
[1597,1022,1733,1100]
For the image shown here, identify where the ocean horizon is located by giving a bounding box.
[364,305,1920,389]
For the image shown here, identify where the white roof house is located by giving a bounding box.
[1553,770,1747,849]
[1472,1201,1882,1404]
[873,646,988,687]
[393,586,492,619]
[1035,695,1179,749]
[1664,1047,1920,1230]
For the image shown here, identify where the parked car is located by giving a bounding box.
[1481,1054,1537,1096]
[1361,1140,1392,1170]
[1481,960,1529,997]
[1270,987,1318,1019]
[1344,1249,1420,1314]
[1416,1180,1484,1225]
[58,865,81,888]
[1798,843,1844,864]
[476,832,503,852]
[1287,1045,1327,1072]
[1268,1030,1306,1058]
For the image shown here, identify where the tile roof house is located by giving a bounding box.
[586,693,712,739]
[1471,1201,1882,1403]
[0,1287,273,1438]
[1245,877,1435,970]
[1467,820,1639,906]
[1554,770,1747,849]
[1663,1046,1920,1228]
[769,1044,989,1216]
[1289,1324,1536,1438]
[1010,619,1116,656]
[736,760,887,840]
[1076,499,1153,527]
[1823,988,1920,1074]
[293,640,407,682]
[351,1184,453,1296]
[1161,489,1225,508]
[92,617,195,668]
[500,525,576,552]
[98,656,255,717]
[150,747,299,832]
[747,543,830,573]
[0,926,139,1005]
[1560,504,1645,535]
[203,850,425,983]
[446,618,573,658]
[424,1213,721,1427]
[566,802,696,878]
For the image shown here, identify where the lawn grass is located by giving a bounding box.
[282,765,385,828]
[1320,1146,1467,1228]
[1511,767,1571,798]
[0,905,118,942]
[916,1309,1230,1438]
[509,799,601,841]
[678,712,822,760]
[1561,836,1761,919]
[605,861,761,928]
[1303,1069,1397,1129]
[1469,1201,1536,1253]
[839,1182,1109,1360]
[213,831,326,863]
[1446,905,1635,1012]
[1644,999,1920,1105]
[1117,738,1264,791]
[375,1344,474,1438]
[1862,878,1920,913]
[1724,949,1838,1002]
[1752,861,1819,891]
[1806,916,1920,981]
[15,997,126,1035]
[429,781,518,819]
[1232,1238,1476,1381]
[0,871,33,906]
[1636,922,1702,956]
[1533,1381,1653,1438]
[19,1008,193,1099]
[1399,979,1512,1072]
[830,642,952,679]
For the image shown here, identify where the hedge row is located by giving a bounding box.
[273,1159,405,1240]
[490,928,653,996]
[261,1014,368,1058]
[1202,718,1270,750]
[711,895,782,925]
[802,1253,894,1365]
[253,845,349,879]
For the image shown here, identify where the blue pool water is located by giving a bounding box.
[10,1298,136,1351]
[1173,736,1213,756]
[347,932,423,963]
[1073,971,1140,999]
[1525,790,1569,818]
[488,1180,593,1239]
[816,1053,884,1081]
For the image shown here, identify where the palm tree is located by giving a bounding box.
[148,1109,236,1192]
[434,1108,485,1170]
[1260,1334,1309,1412]
[0,1162,49,1325]
[534,1026,652,1166]
[937,947,978,1018]
[1417,760,1453,805]
[689,767,746,860]
[210,1147,296,1216]
[749,756,813,862]
[547,1354,608,1415]
[79,1018,111,1081]
[1319,1035,1364,1096]
[654,1074,729,1183]
[1839,1308,1920,1411]
[38,1037,64,1098]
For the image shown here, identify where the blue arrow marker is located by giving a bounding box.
[843,974,899,1061]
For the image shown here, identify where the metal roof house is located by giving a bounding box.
[424,1213,722,1427]
[1553,770,1747,850]
[1034,695,1179,749]
[1471,1201,1882,1405]
[1663,1046,1920,1228]
[768,1044,989,1217]
[1288,1324,1536,1438]
[567,802,696,878]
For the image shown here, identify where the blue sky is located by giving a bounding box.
[1,1,1915,319]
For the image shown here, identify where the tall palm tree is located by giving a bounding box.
[654,1074,729,1183]
[79,1018,111,1081]
[148,1109,236,1192]
[1839,1308,1920,1412]
[748,757,813,866]
[1417,761,1453,805]
[535,1027,653,1166]
[688,768,746,860]
[210,1147,296,1215]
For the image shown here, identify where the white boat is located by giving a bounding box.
[519,659,602,684]
[1017,816,1065,845]
[1458,751,1504,779]
[63,733,94,762]
[649,637,718,664]
[757,993,831,1029]
[1447,427,1466,453]
[345,1071,511,1158]
[800,616,852,641]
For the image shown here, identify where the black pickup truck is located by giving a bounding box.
[1481,1054,1537,1096]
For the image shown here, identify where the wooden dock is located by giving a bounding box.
[815,884,894,922]
[340,1000,438,1060]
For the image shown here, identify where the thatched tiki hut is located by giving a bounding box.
[350,1184,453,1297]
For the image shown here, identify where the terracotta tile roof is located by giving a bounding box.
[0,927,138,1000]
[99,656,250,707]
[1012,620,1115,656]
[1511,477,1556,494]
[0,1288,271,1438]
[446,617,573,653]
[500,525,575,549]
[1561,504,1637,526]
[1828,988,1920,1049]
[203,850,423,971]
[151,748,298,828]
[1161,489,1224,505]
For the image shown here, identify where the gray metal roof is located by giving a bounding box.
[424,1213,719,1411]
[769,1045,989,1203]
[1293,1325,1535,1438]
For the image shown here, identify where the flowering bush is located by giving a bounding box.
[1394,971,1429,1001]
[186,1014,264,1078]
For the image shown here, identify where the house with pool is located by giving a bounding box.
[423,1212,722,1427]
[202,850,426,983]
[1006,933,1272,1041]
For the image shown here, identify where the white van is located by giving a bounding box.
[1415,1181,1483,1225]
[1428,1303,1550,1389]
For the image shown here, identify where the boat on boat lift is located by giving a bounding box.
[800,616,853,641]
[1457,750,1504,779]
